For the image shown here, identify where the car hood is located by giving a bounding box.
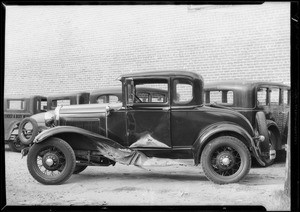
[30,112,48,126]
[58,103,123,115]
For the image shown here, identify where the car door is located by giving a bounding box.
[125,78,172,149]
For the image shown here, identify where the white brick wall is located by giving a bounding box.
[4,3,290,97]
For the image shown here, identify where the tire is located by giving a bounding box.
[27,137,76,185]
[201,136,251,184]
[258,121,278,167]
[255,112,270,152]
[73,165,88,174]
[8,136,25,152]
[18,117,39,145]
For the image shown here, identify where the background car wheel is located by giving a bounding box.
[27,137,76,185]
[259,129,276,167]
[18,117,39,145]
[8,136,25,152]
[201,136,251,184]
[255,112,270,154]
[73,165,88,174]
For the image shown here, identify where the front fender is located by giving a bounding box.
[34,126,106,144]
[34,126,127,152]
[5,121,20,140]
[192,122,254,165]
[32,126,144,164]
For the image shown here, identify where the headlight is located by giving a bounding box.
[45,111,55,127]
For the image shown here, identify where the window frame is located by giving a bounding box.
[125,77,170,107]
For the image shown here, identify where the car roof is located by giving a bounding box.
[118,70,202,81]
[47,91,90,98]
[204,81,290,91]
[90,86,168,96]
[90,87,122,96]
[4,95,46,100]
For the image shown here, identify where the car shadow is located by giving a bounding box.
[70,169,208,183]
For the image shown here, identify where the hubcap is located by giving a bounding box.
[45,158,54,166]
[215,150,236,171]
[42,152,60,171]
[221,156,231,166]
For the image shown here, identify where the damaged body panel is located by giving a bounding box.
[25,71,271,185]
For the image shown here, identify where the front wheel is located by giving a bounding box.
[201,136,251,184]
[8,136,25,152]
[27,137,76,185]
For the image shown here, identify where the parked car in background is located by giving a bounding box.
[4,95,47,152]
[17,92,90,148]
[90,87,168,104]
[90,87,122,104]
[204,81,290,166]
[23,71,271,185]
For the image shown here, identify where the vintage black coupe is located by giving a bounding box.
[23,71,272,185]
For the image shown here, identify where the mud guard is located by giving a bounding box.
[28,126,186,167]
[193,123,266,167]
[5,121,20,141]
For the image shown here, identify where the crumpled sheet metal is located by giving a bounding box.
[129,133,170,148]
[94,138,187,167]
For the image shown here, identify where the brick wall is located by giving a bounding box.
[4,2,290,98]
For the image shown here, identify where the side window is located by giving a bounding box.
[97,95,107,104]
[137,92,150,102]
[52,99,71,108]
[37,99,48,111]
[173,80,193,104]
[209,91,222,103]
[283,90,289,106]
[8,100,25,110]
[108,95,120,103]
[269,88,280,105]
[133,79,168,104]
[208,90,233,104]
[257,88,267,106]
[152,93,165,103]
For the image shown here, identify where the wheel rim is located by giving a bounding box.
[35,146,66,177]
[211,146,241,176]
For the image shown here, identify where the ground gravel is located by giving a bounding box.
[4,145,290,210]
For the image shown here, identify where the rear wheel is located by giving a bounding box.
[259,128,276,166]
[27,137,76,185]
[201,136,251,184]
[255,112,270,152]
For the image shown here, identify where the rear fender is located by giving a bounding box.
[192,122,264,165]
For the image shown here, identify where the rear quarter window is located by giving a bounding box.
[269,88,280,105]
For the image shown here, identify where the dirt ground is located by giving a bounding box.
[4,145,290,211]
